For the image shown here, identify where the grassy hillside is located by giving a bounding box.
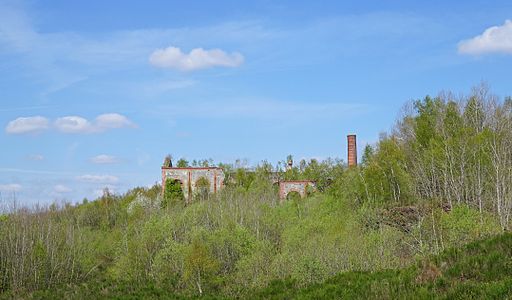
[4,232,512,299]
[254,233,512,299]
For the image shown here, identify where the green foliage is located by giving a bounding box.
[413,95,443,149]
[177,158,190,167]
[0,180,508,299]
[359,137,412,205]
[232,167,255,189]
[184,237,220,294]
[252,233,512,299]
[195,177,210,201]
[440,205,501,247]
[163,179,185,208]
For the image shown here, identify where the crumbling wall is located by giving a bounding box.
[162,167,225,202]
[278,180,316,200]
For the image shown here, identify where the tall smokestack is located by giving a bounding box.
[347,134,357,167]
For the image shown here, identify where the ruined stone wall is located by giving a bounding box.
[278,180,316,200]
[161,167,225,202]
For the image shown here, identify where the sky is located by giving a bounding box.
[1,0,512,205]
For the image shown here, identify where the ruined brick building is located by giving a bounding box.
[277,134,357,199]
[161,134,357,201]
[278,180,316,200]
[161,165,225,202]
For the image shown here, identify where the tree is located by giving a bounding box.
[184,238,219,295]
[162,179,184,208]
[177,158,189,168]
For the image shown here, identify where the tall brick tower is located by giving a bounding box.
[347,134,357,167]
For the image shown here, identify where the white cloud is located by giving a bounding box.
[149,46,244,71]
[139,79,196,96]
[0,183,22,192]
[76,174,119,184]
[27,154,44,161]
[176,131,191,138]
[458,20,512,55]
[54,116,93,133]
[47,113,134,134]
[5,116,49,134]
[0,3,263,91]
[54,184,72,193]
[90,154,118,164]
[4,114,130,135]
[0,168,72,175]
[95,113,136,130]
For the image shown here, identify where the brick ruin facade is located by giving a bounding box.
[161,133,356,202]
[278,180,316,200]
[161,167,225,202]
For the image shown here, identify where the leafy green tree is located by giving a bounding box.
[413,96,443,149]
[233,167,255,189]
[184,238,219,295]
[361,144,374,166]
[359,137,411,205]
[176,158,189,167]
[162,179,184,208]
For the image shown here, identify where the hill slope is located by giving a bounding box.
[252,233,512,299]
[7,232,512,299]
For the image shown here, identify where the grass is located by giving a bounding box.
[4,229,512,299]
[251,233,512,299]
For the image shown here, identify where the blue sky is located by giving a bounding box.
[1,0,512,205]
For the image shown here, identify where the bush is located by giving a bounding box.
[163,179,185,208]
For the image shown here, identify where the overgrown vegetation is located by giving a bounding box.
[254,232,512,299]
[1,84,511,299]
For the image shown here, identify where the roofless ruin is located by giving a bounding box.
[162,134,358,201]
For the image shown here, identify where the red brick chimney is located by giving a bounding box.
[347,134,357,167]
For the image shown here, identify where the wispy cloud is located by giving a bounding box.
[53,184,72,193]
[5,116,49,134]
[90,154,119,164]
[0,105,55,112]
[0,168,73,175]
[76,174,119,184]
[0,2,439,94]
[55,113,137,134]
[0,184,22,192]
[176,131,191,138]
[155,98,370,120]
[95,113,136,130]
[27,154,44,161]
[149,46,244,71]
[0,4,265,91]
[458,20,512,55]
[5,113,136,135]
[54,116,93,134]
[140,79,196,96]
